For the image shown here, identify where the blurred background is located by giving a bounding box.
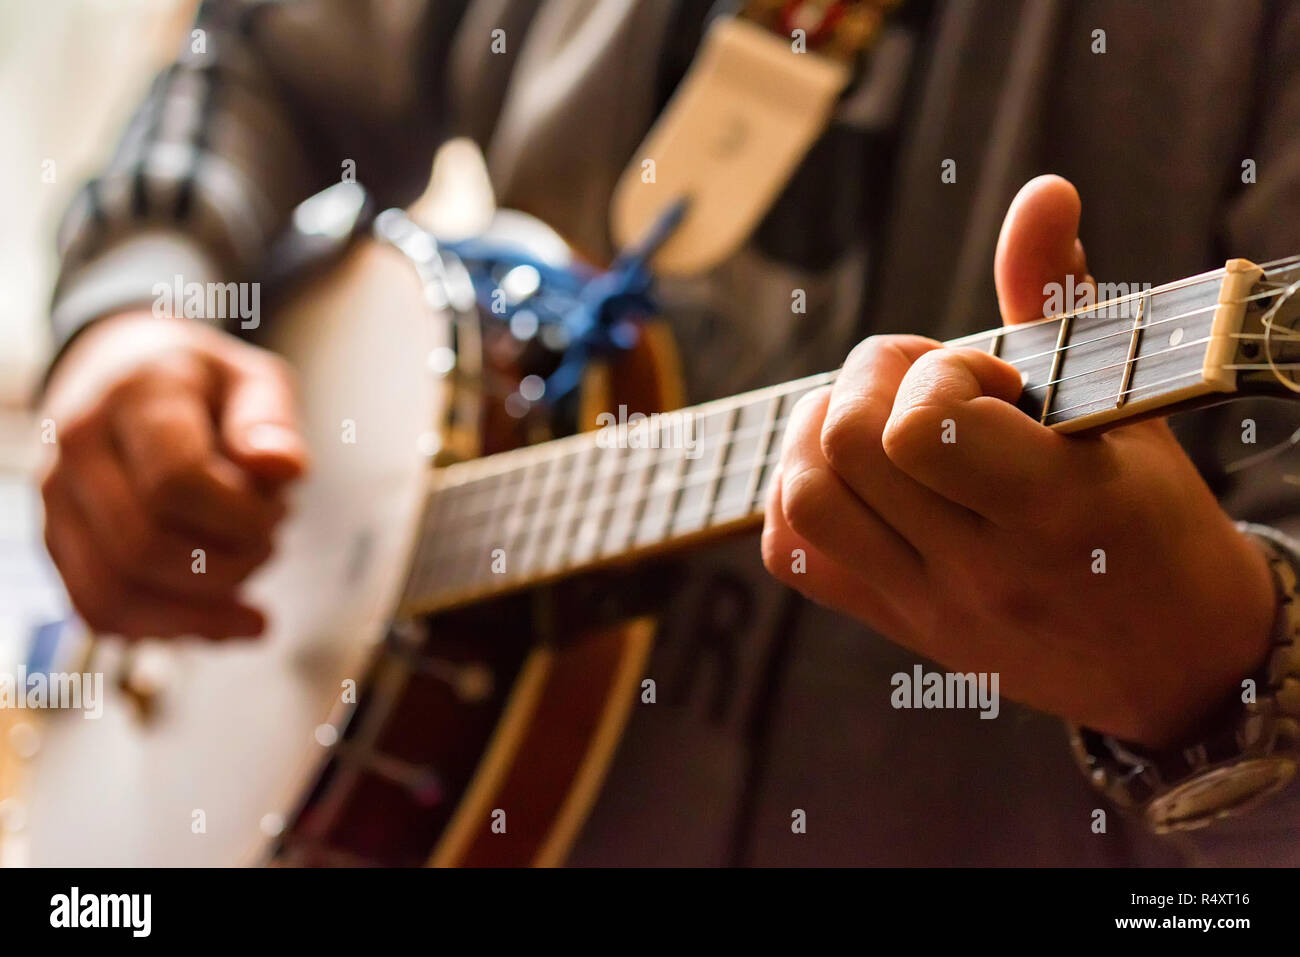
[0,2,196,822]
[0,0,193,408]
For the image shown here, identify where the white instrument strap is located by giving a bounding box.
[610,16,851,276]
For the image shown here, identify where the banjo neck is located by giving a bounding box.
[399,255,1300,617]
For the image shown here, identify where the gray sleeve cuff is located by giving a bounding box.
[48,230,231,356]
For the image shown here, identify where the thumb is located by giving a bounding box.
[994,174,1093,325]
[218,354,310,482]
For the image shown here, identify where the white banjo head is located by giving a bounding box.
[22,237,444,866]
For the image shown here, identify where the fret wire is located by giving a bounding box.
[430,332,1221,570]
[432,381,831,538]
[501,457,538,552]
[545,443,594,571]
[960,272,1291,369]
[1115,293,1147,408]
[944,267,1232,351]
[572,440,619,557]
[574,439,627,562]
[657,443,693,543]
[434,409,792,529]
[1032,334,1212,395]
[972,300,1216,370]
[404,260,1300,605]
[446,299,1234,521]
[662,413,721,536]
[673,470,802,531]
[410,492,448,599]
[426,437,795,577]
[421,484,463,592]
[433,371,837,488]
[433,312,1230,538]
[434,259,1296,497]
[743,394,781,514]
[438,438,749,538]
[428,356,1216,578]
[518,425,788,534]
[639,441,692,546]
[516,454,561,576]
[445,488,480,592]
[701,406,739,527]
[452,320,1228,532]
[479,472,514,569]
[422,268,1293,558]
[601,443,651,557]
[1038,314,1072,423]
[445,296,1165,491]
[427,405,826,576]
[602,488,767,556]
[617,445,658,554]
[431,447,790,576]
[411,359,1220,601]
[431,298,1131,500]
[1045,369,1204,420]
[565,446,605,566]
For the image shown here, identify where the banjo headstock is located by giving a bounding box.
[1228,258,1300,399]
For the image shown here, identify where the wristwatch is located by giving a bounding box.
[1070,523,1300,833]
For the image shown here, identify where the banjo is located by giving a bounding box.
[9,174,1300,865]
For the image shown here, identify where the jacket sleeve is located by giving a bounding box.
[1164,0,1300,863]
[49,0,469,359]
[1180,0,1300,537]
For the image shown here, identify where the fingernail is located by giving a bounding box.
[244,423,302,454]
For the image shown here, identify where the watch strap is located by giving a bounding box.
[1070,524,1300,832]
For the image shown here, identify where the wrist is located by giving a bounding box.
[1073,525,1300,833]
[43,311,208,422]
[1127,526,1275,750]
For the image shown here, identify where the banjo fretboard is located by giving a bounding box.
[400,257,1293,616]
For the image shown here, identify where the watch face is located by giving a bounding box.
[1149,759,1298,833]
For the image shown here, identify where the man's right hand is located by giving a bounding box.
[40,310,310,640]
